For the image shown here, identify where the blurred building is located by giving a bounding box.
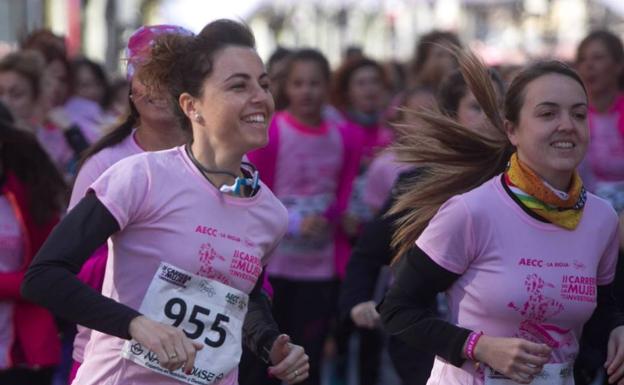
[1,0,624,72]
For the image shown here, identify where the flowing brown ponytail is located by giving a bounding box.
[390,48,513,262]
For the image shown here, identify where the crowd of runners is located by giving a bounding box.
[0,17,624,385]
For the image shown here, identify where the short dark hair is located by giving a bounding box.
[140,19,256,131]
[0,50,46,101]
[284,48,331,82]
[331,57,385,110]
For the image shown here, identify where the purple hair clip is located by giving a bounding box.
[125,24,194,80]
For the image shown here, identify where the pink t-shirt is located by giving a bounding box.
[417,175,619,385]
[36,125,74,175]
[64,97,108,146]
[0,195,23,369]
[69,130,143,209]
[343,119,393,222]
[259,111,345,280]
[362,151,410,213]
[69,130,143,364]
[587,103,624,183]
[72,147,287,385]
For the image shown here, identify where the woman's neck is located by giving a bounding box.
[288,109,322,127]
[532,167,572,192]
[190,136,243,189]
[134,120,189,151]
[590,87,619,113]
[346,108,378,127]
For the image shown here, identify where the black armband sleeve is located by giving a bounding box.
[242,271,280,364]
[338,205,395,322]
[21,192,141,339]
[64,124,90,155]
[379,246,471,367]
[339,168,425,323]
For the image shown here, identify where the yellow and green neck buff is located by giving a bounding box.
[504,153,586,230]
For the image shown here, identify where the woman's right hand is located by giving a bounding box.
[473,335,552,384]
[128,315,203,374]
[350,301,380,329]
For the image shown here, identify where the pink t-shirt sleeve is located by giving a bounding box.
[596,217,620,285]
[415,195,476,275]
[69,156,105,210]
[89,156,151,229]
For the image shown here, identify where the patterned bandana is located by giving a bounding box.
[504,152,586,230]
[125,24,194,81]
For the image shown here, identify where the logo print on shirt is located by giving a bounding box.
[195,225,218,237]
[196,243,231,286]
[518,258,544,267]
[229,249,262,284]
[572,260,587,271]
[508,274,572,349]
[561,275,596,303]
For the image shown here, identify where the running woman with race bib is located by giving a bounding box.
[66,24,193,383]
[379,49,624,385]
[22,19,309,385]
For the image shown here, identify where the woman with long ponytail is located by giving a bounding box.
[380,49,624,385]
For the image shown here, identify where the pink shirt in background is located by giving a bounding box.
[69,129,142,209]
[584,95,624,213]
[0,195,23,369]
[417,175,619,385]
[69,130,143,364]
[64,96,109,144]
[248,110,361,280]
[587,107,624,183]
[36,124,74,175]
[344,118,393,168]
[73,147,287,385]
[362,150,410,212]
[342,117,394,223]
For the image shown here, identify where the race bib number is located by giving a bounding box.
[485,363,572,385]
[121,262,248,384]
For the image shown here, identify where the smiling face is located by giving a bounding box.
[187,46,274,154]
[131,77,176,124]
[506,73,589,189]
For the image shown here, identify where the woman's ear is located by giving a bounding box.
[504,119,518,146]
[179,92,195,119]
[179,92,204,125]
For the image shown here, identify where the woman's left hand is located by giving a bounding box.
[268,334,309,384]
[606,325,624,384]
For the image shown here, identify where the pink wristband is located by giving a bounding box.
[465,331,483,361]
